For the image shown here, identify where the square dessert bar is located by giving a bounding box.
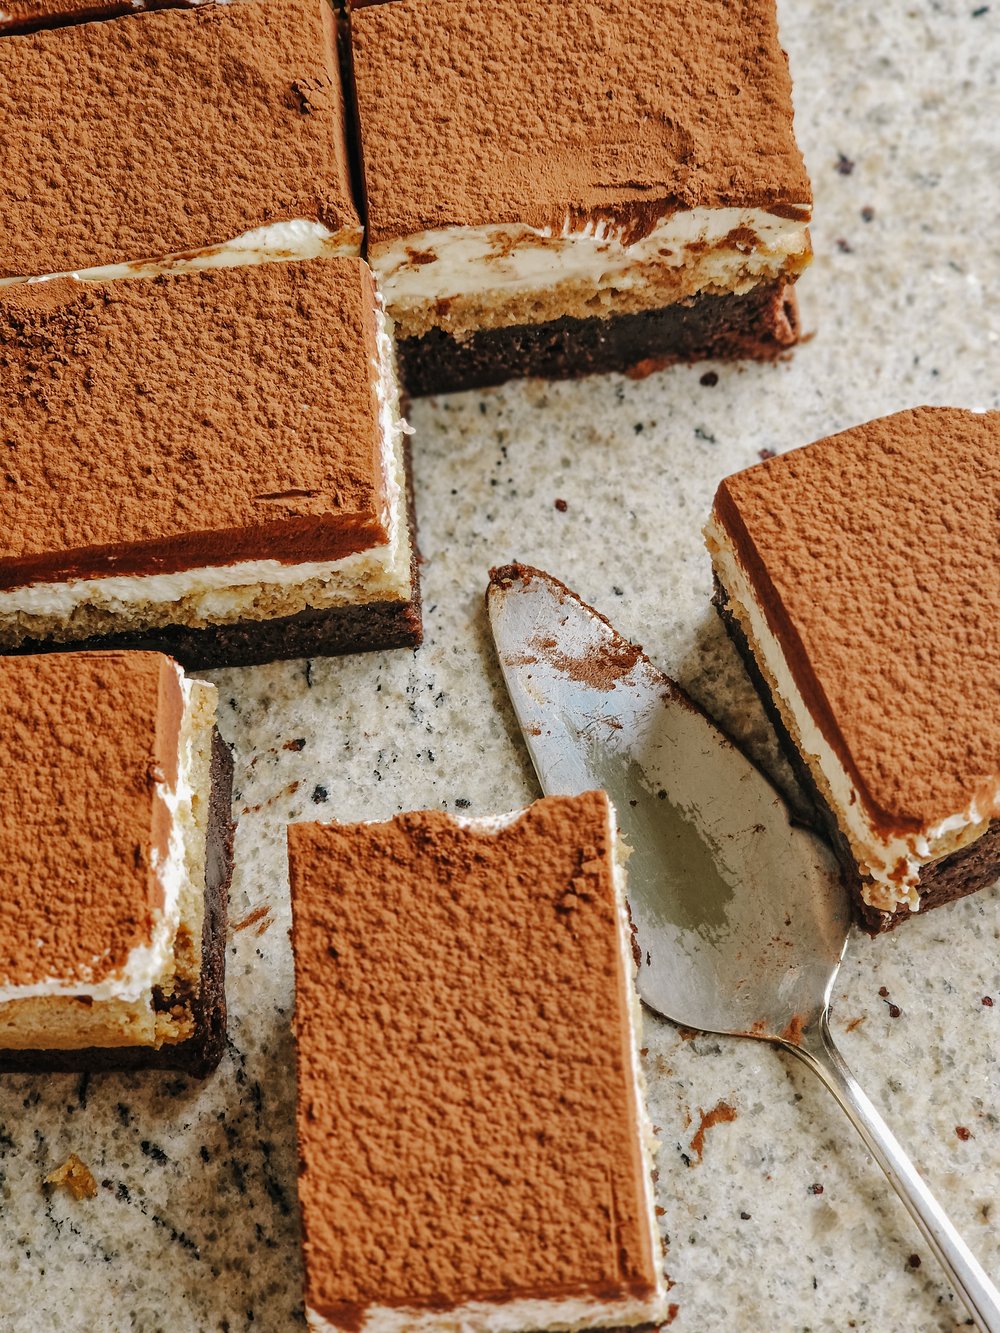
[0,652,234,1075]
[349,0,812,395]
[706,407,1000,933]
[0,0,360,283]
[0,258,420,669]
[287,791,667,1333]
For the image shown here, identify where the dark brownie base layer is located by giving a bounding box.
[395,278,799,398]
[8,594,423,673]
[712,575,1000,933]
[0,728,235,1077]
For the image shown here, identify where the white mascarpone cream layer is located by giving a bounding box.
[706,516,992,912]
[0,666,213,1005]
[370,206,810,309]
[0,218,361,289]
[307,799,668,1333]
[0,299,410,627]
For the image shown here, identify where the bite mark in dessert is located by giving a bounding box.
[349,0,812,394]
[0,0,361,284]
[287,792,667,1333]
[0,258,420,669]
[0,651,234,1075]
[706,407,1000,932]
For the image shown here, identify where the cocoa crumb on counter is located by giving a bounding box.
[45,1154,98,1200]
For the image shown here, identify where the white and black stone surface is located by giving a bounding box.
[1,3,997,1328]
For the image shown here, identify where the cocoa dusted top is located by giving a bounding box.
[0,652,183,987]
[0,0,359,279]
[0,260,388,588]
[287,793,658,1327]
[713,407,1000,832]
[351,0,812,245]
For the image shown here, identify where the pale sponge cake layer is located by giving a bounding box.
[288,792,667,1333]
[372,209,812,342]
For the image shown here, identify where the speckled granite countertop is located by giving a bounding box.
[1,3,998,1330]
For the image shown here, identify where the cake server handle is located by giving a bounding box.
[783,1014,1000,1333]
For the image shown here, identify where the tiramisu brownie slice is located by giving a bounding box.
[0,652,234,1075]
[349,0,812,395]
[706,407,1000,932]
[0,259,420,670]
[287,791,667,1333]
[0,0,360,283]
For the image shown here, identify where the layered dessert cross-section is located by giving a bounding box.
[349,0,812,395]
[0,651,234,1075]
[0,258,420,670]
[706,407,1000,932]
[287,791,667,1333]
[0,0,361,283]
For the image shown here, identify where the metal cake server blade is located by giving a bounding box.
[486,562,1000,1333]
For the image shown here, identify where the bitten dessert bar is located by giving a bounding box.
[706,407,1000,932]
[287,792,667,1333]
[349,0,812,395]
[0,259,420,670]
[0,0,360,283]
[0,652,234,1075]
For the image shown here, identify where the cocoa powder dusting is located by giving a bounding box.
[352,0,811,244]
[288,793,661,1320]
[689,1101,738,1162]
[0,0,358,279]
[531,632,644,692]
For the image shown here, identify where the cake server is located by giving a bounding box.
[486,562,1000,1333]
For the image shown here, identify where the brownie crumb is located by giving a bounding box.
[835,237,854,254]
[311,785,329,804]
[861,205,875,222]
[758,447,777,461]
[283,738,306,752]
[454,797,471,809]
[45,1154,98,1200]
[835,153,855,175]
[740,1210,752,1220]
[699,371,719,387]
[887,1003,901,1018]
[878,986,889,997]
[982,996,994,1007]
[907,1253,922,1269]
[808,1182,824,1195]
[956,1126,972,1141]
[554,498,568,512]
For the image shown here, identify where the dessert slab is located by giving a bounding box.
[0,3,997,1330]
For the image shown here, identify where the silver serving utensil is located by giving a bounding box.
[487,562,1000,1333]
